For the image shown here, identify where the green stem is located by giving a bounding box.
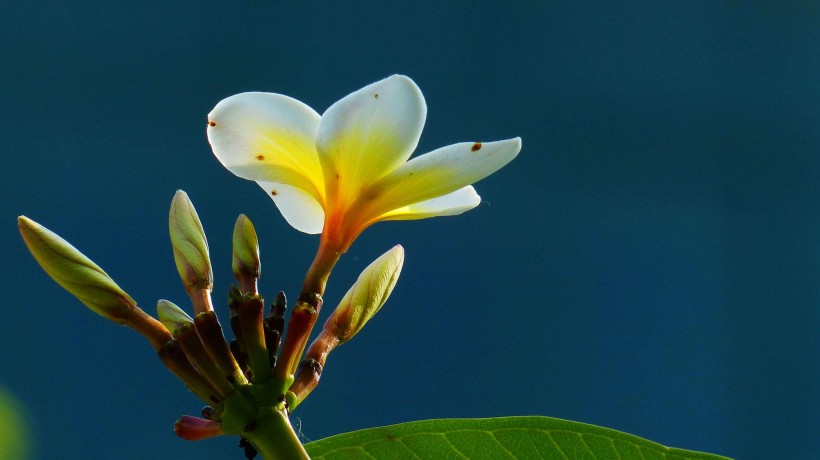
[242,407,309,460]
[301,238,341,295]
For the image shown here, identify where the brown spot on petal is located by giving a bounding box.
[208,121,216,127]
[256,155,265,161]
[361,188,379,200]
[374,93,379,99]
[271,190,278,196]
[471,142,482,152]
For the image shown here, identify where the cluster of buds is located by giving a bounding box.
[18,190,404,458]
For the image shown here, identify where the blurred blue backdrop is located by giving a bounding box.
[2,2,819,459]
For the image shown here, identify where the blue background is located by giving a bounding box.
[2,2,819,459]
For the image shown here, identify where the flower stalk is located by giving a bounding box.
[302,238,343,295]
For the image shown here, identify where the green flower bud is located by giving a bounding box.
[156,299,194,335]
[324,245,404,344]
[232,214,260,287]
[169,190,212,293]
[18,216,137,324]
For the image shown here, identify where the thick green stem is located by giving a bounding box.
[241,408,309,460]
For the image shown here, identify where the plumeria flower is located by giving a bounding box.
[207,75,520,255]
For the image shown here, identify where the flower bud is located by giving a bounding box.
[324,245,404,344]
[169,190,212,293]
[232,214,260,292]
[174,415,223,441]
[156,299,193,335]
[18,216,137,324]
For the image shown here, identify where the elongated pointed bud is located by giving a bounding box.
[157,299,193,335]
[232,214,260,294]
[18,216,137,324]
[19,216,171,350]
[169,190,212,291]
[325,245,404,344]
[169,191,213,314]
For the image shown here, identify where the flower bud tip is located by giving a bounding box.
[156,299,194,334]
[18,216,137,324]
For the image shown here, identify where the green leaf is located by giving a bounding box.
[304,416,730,460]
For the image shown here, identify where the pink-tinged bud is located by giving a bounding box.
[18,216,137,324]
[169,191,212,293]
[324,245,404,344]
[174,415,223,441]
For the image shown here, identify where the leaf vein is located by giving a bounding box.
[488,430,523,459]
[395,440,424,460]
[546,432,571,460]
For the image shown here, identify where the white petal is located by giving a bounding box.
[256,181,325,234]
[362,138,521,217]
[379,186,481,221]
[316,75,427,204]
[207,92,325,201]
